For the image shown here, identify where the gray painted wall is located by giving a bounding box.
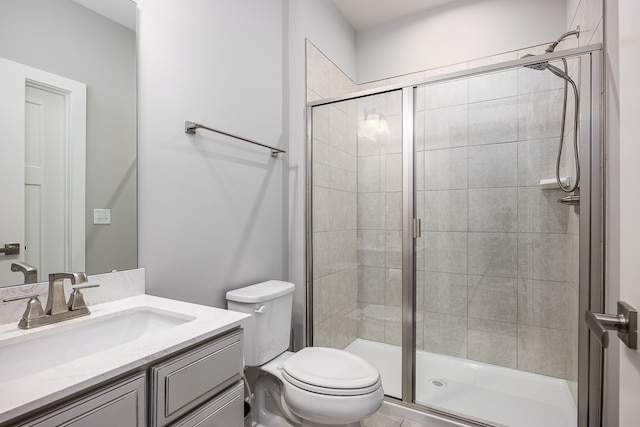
[0,0,137,275]
[137,0,286,309]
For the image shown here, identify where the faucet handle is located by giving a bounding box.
[72,284,100,290]
[3,294,46,329]
[3,292,41,303]
[68,284,99,311]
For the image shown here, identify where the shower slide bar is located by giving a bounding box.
[184,120,286,157]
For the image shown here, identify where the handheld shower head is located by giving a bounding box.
[519,31,581,194]
[521,54,548,71]
[521,54,573,83]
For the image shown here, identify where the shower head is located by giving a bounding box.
[521,53,573,83]
[521,54,548,71]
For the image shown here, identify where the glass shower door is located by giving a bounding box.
[413,58,583,426]
[309,89,404,399]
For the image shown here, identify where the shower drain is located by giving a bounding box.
[429,378,447,387]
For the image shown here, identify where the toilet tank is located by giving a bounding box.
[226,280,295,367]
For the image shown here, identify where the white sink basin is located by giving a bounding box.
[0,307,194,382]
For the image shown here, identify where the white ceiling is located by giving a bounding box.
[72,0,136,31]
[72,0,459,34]
[332,0,461,30]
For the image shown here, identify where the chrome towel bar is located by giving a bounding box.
[184,121,286,157]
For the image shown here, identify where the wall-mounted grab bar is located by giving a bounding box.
[184,121,286,157]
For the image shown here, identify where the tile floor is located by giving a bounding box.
[364,411,431,427]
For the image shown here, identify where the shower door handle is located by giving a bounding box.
[413,219,421,239]
[585,301,637,349]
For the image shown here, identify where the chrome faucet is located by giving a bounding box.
[47,272,88,315]
[2,272,99,329]
[10,262,38,284]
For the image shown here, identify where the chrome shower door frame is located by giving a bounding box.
[401,87,416,402]
[578,48,605,427]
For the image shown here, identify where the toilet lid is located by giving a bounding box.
[282,347,381,396]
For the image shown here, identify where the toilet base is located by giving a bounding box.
[252,371,372,427]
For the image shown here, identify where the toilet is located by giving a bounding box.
[226,280,384,427]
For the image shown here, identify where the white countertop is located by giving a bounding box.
[0,294,248,425]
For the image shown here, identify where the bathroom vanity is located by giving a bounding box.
[0,294,249,426]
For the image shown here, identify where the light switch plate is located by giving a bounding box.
[93,208,111,225]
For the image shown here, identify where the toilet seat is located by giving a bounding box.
[282,347,381,396]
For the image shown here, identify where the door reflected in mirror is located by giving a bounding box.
[0,0,137,287]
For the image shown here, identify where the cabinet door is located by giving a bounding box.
[21,373,146,427]
[172,381,244,427]
[151,329,243,426]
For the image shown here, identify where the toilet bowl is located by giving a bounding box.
[226,281,384,427]
[260,348,384,426]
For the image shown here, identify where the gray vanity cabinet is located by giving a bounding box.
[20,373,146,427]
[171,381,244,427]
[150,328,244,426]
[12,328,245,427]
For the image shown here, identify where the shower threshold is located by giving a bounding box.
[345,338,576,427]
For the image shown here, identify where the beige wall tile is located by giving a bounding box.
[358,230,386,268]
[518,279,568,330]
[517,138,563,186]
[468,142,517,188]
[385,192,402,230]
[424,105,468,149]
[468,232,518,278]
[423,312,468,358]
[385,306,402,346]
[424,231,468,274]
[518,233,567,282]
[468,97,518,146]
[358,266,385,305]
[469,188,518,232]
[425,78,468,109]
[517,187,569,233]
[468,276,518,323]
[518,325,567,378]
[468,318,517,368]
[424,272,468,316]
[469,70,517,103]
[385,268,402,307]
[424,147,468,190]
[518,90,564,141]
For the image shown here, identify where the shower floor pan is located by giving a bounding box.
[345,338,576,427]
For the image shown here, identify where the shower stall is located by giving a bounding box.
[306,45,603,427]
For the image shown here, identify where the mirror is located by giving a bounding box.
[0,0,137,287]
